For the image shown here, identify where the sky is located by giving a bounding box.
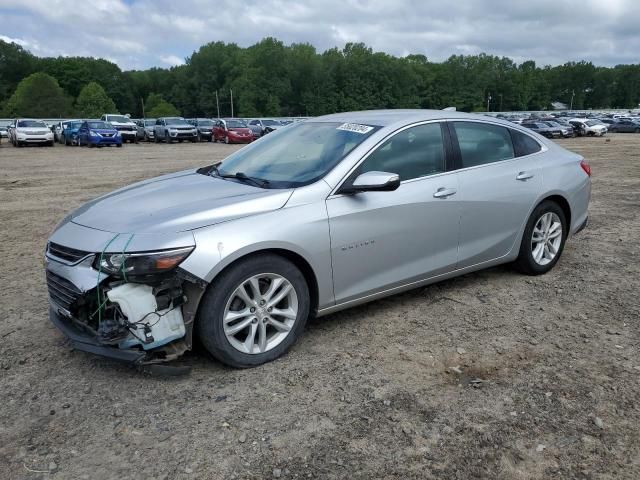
[1,0,639,71]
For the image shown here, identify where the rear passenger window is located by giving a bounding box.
[357,123,445,181]
[453,122,514,168]
[510,129,542,157]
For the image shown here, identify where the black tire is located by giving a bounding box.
[116,143,122,148]
[196,254,310,368]
[515,200,567,275]
[154,134,159,143]
[207,136,213,143]
[224,135,229,144]
[166,131,173,144]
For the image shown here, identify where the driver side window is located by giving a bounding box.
[357,123,445,181]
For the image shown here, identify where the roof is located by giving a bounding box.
[312,109,503,127]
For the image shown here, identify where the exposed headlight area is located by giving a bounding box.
[94,247,194,277]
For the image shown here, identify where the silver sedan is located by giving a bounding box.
[45,110,591,367]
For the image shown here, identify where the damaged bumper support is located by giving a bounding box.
[45,223,206,364]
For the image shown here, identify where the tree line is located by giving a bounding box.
[1,37,639,119]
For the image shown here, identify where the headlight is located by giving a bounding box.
[114,131,120,137]
[95,247,194,276]
[89,130,99,137]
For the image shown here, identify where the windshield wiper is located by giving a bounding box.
[207,163,270,188]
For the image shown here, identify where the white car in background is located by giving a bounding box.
[9,119,55,147]
[569,118,608,137]
[101,114,138,143]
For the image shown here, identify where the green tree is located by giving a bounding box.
[147,99,180,117]
[75,81,117,117]
[0,40,36,108]
[4,72,72,117]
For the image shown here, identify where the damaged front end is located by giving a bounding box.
[45,240,207,365]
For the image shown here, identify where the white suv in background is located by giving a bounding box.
[569,118,608,137]
[9,119,55,147]
[101,114,138,143]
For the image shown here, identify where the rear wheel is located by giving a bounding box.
[166,131,173,144]
[515,201,567,275]
[224,135,230,144]
[197,254,310,368]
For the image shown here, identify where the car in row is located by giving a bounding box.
[7,119,55,147]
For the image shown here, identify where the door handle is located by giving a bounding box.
[433,187,457,199]
[516,172,534,181]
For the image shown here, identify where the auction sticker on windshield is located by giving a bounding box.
[337,123,374,134]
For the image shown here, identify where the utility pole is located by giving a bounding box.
[230,89,234,118]
[570,90,575,110]
[487,92,492,112]
[215,91,220,118]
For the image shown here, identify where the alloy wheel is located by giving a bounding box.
[531,212,562,266]
[223,273,298,354]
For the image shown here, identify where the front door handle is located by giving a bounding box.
[433,187,457,199]
[516,172,534,181]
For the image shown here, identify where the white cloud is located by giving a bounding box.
[1,0,640,69]
[160,55,185,66]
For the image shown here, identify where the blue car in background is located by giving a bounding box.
[60,119,83,146]
[78,120,122,148]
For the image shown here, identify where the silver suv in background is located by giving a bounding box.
[9,119,55,147]
[101,114,138,143]
[135,119,156,142]
[153,117,198,143]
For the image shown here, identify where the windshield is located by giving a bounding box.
[144,119,156,126]
[64,121,82,129]
[216,122,380,188]
[586,120,601,127]
[87,121,112,129]
[18,120,47,128]
[262,119,281,126]
[106,115,131,123]
[225,120,247,128]
[197,119,214,126]
[166,118,189,126]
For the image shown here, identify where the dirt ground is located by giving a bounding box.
[0,134,638,480]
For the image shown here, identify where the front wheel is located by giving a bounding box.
[515,201,567,275]
[196,254,310,368]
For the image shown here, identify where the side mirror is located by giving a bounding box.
[339,171,401,195]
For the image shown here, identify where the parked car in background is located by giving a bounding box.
[154,117,198,143]
[44,110,591,368]
[608,119,640,133]
[569,119,607,137]
[213,118,254,144]
[60,119,83,145]
[135,119,156,142]
[101,114,138,143]
[9,119,55,147]
[0,126,8,138]
[77,120,122,148]
[543,121,574,138]
[522,121,563,138]
[247,118,282,138]
[187,118,215,142]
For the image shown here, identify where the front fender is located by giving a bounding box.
[178,201,335,310]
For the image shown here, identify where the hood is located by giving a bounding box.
[70,170,293,234]
[92,128,118,134]
[167,123,196,129]
[229,128,252,134]
[17,127,51,133]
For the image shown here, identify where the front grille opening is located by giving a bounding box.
[48,242,90,263]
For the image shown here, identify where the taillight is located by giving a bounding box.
[580,160,591,177]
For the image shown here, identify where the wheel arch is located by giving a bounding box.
[538,194,572,230]
[198,247,320,318]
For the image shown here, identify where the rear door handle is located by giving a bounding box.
[516,172,534,181]
[433,187,457,199]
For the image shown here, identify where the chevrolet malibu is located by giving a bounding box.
[45,110,591,368]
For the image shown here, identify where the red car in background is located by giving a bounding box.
[213,119,254,144]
